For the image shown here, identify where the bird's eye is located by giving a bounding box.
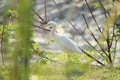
[49,27,52,29]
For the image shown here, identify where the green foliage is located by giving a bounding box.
[1,62,120,80]
[0,0,120,80]
[82,0,120,66]
[0,0,35,80]
[32,43,39,51]
[7,9,19,19]
[79,66,120,80]
[64,61,88,80]
[94,3,100,9]
[28,53,120,80]
[29,53,89,80]
[11,0,34,79]
[0,66,10,80]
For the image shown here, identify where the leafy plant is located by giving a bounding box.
[0,0,120,80]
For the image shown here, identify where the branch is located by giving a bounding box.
[96,0,110,18]
[113,36,119,62]
[32,48,56,62]
[32,9,45,22]
[79,47,105,66]
[44,0,47,21]
[82,14,109,61]
[32,24,50,31]
[85,0,107,41]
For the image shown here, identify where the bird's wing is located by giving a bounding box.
[53,34,81,54]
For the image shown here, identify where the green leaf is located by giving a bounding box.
[39,51,47,58]
[94,3,100,9]
[33,43,39,51]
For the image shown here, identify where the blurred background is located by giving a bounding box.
[0,0,120,80]
[33,0,111,53]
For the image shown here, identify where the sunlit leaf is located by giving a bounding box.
[33,43,39,51]
[94,3,100,9]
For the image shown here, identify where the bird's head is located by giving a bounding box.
[46,21,57,30]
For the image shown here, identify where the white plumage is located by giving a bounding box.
[45,21,81,54]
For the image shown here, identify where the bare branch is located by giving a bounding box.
[85,0,107,41]
[96,0,110,18]
[32,9,45,22]
[79,47,105,66]
[44,0,47,21]
[32,24,50,31]
[113,36,119,63]
[82,14,109,60]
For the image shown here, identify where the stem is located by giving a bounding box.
[85,0,107,42]
[96,0,110,18]
[32,24,50,31]
[32,9,45,22]
[32,49,56,62]
[44,0,47,21]
[82,14,109,58]
[106,24,112,64]
[1,22,5,65]
[109,21,116,48]
[79,47,105,66]
[113,37,119,62]
[107,39,112,65]
[106,17,117,64]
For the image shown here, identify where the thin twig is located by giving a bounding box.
[32,24,50,31]
[85,0,107,41]
[32,49,56,62]
[113,36,119,62]
[96,0,110,18]
[85,0,114,64]
[110,18,117,48]
[96,1,118,64]
[32,9,45,22]
[79,47,105,66]
[44,0,47,21]
[82,14,109,60]
[106,20,117,64]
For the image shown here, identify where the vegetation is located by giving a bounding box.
[0,0,120,80]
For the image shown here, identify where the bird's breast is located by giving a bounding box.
[52,33,81,54]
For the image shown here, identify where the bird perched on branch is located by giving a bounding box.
[43,21,82,55]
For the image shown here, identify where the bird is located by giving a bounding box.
[43,21,82,58]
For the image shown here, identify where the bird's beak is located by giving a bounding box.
[41,24,48,29]
[40,24,51,31]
